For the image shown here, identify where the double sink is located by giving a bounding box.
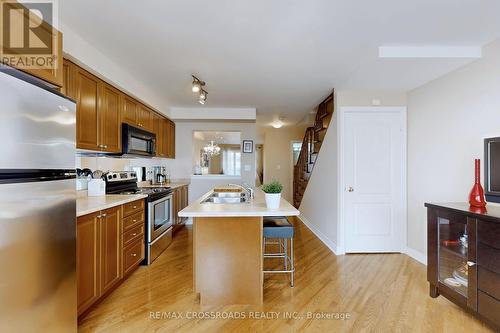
[202,191,249,204]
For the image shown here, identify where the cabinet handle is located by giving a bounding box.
[100,213,107,218]
[132,219,137,223]
[133,206,137,209]
[466,261,476,267]
[96,214,102,218]
[131,253,137,257]
[131,233,137,236]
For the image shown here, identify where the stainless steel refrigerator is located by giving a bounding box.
[0,67,77,332]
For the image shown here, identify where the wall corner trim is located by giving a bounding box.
[297,215,340,255]
[405,247,427,266]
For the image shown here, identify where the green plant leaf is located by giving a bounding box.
[261,180,283,194]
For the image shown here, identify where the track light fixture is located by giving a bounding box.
[192,75,208,104]
[192,75,205,93]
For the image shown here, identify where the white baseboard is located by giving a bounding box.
[297,215,339,255]
[405,247,427,265]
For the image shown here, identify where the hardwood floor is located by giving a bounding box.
[78,218,492,333]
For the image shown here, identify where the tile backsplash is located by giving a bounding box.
[76,156,172,173]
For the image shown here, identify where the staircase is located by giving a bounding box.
[293,92,335,208]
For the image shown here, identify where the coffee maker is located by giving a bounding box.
[151,166,168,185]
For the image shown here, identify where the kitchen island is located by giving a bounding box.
[179,187,299,305]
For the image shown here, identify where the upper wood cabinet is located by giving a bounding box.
[121,96,138,126]
[61,59,74,98]
[99,83,122,153]
[138,105,154,131]
[62,59,175,157]
[74,67,100,151]
[167,120,176,158]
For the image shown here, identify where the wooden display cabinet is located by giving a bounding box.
[426,203,500,330]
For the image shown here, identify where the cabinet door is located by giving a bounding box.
[153,114,164,157]
[99,206,122,294]
[75,68,100,150]
[99,83,122,152]
[172,188,180,225]
[161,118,169,157]
[77,212,100,315]
[122,96,138,126]
[138,105,153,131]
[166,120,176,158]
[61,59,74,98]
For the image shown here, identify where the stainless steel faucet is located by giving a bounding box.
[228,183,254,199]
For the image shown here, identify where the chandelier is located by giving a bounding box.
[203,140,221,156]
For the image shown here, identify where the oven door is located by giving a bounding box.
[148,194,173,242]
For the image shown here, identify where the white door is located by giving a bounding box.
[343,107,406,253]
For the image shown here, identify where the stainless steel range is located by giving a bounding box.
[105,171,173,264]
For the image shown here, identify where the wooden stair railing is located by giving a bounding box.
[293,92,335,208]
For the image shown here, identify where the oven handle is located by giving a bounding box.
[149,194,172,206]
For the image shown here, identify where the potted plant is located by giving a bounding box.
[261,180,283,209]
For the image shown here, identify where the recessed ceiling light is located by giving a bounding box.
[272,120,283,129]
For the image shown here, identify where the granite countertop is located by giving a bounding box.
[77,194,147,217]
[179,187,299,218]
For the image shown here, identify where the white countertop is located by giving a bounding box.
[179,187,299,217]
[137,181,189,190]
[77,194,147,217]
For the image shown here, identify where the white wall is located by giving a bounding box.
[60,22,169,115]
[407,39,500,257]
[168,121,257,201]
[263,126,306,202]
[299,91,407,254]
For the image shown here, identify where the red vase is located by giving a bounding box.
[469,159,486,208]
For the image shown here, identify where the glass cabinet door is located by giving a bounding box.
[438,215,469,297]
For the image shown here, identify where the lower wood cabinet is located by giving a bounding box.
[77,199,145,317]
[173,185,189,232]
[99,207,122,294]
[76,212,100,315]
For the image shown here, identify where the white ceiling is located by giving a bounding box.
[60,0,500,128]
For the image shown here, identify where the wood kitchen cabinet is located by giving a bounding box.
[426,203,500,330]
[70,61,122,152]
[77,206,122,316]
[166,119,176,158]
[63,59,176,157]
[74,66,100,151]
[99,206,122,294]
[61,59,74,98]
[122,96,139,126]
[77,201,145,317]
[98,83,122,152]
[173,185,189,232]
[77,212,100,316]
[138,105,154,131]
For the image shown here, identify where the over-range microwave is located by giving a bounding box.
[122,123,156,157]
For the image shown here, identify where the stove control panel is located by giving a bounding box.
[105,171,137,182]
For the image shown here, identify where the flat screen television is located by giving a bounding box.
[485,137,500,203]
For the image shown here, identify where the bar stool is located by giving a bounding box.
[263,216,295,287]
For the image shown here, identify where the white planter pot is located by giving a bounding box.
[264,193,281,209]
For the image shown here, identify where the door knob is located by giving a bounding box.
[467,261,476,267]
[346,187,354,192]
